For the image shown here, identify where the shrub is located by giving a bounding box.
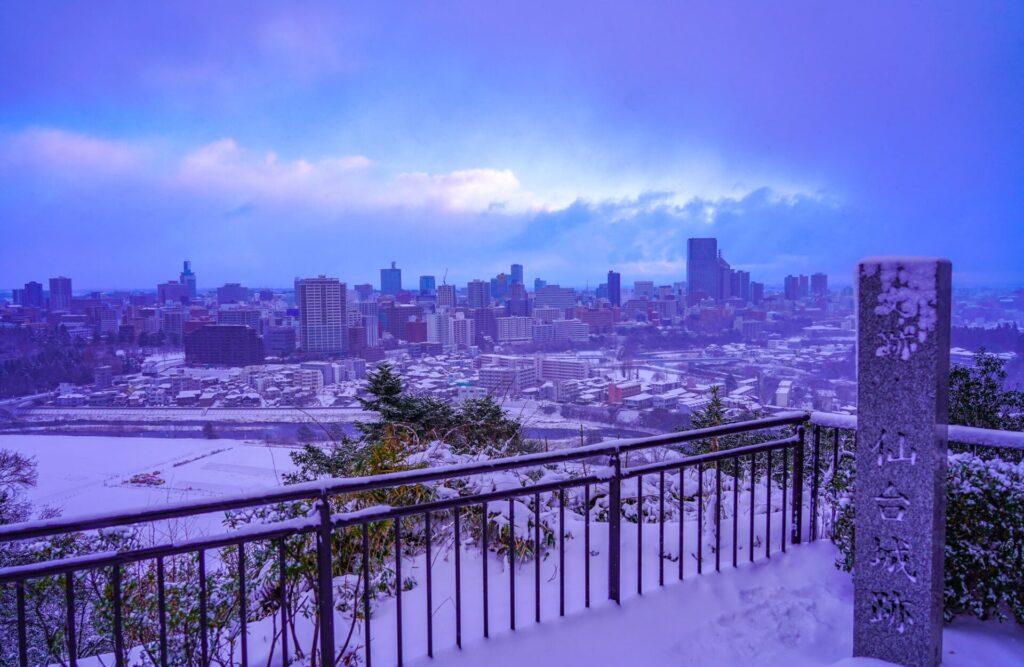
[832,452,1024,623]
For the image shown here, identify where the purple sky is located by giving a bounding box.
[1,2,1022,290]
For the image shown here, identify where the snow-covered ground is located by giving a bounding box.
[420,542,1023,667]
[0,434,297,516]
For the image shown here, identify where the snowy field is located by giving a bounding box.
[0,434,297,517]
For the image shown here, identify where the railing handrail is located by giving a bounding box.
[809,411,1024,451]
[0,411,809,543]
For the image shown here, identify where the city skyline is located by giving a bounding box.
[1,3,1023,288]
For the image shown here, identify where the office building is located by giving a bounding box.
[784,275,800,301]
[381,262,402,295]
[217,283,251,304]
[185,325,264,366]
[157,281,188,306]
[419,275,436,296]
[49,276,72,312]
[687,238,719,304]
[607,271,621,307]
[21,281,44,308]
[510,263,524,286]
[296,276,346,355]
[180,260,197,299]
[534,278,547,292]
[534,285,576,312]
[633,281,655,299]
[799,275,810,298]
[467,280,490,308]
[437,283,457,309]
[811,273,828,296]
[264,326,297,356]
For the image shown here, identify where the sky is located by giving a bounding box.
[0,2,1022,291]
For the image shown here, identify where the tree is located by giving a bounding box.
[949,350,1024,432]
[201,421,217,439]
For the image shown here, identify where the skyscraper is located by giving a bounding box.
[419,275,436,296]
[467,280,489,308]
[381,261,402,295]
[510,263,524,285]
[784,275,800,301]
[180,260,197,299]
[296,276,346,355]
[49,276,72,311]
[811,273,828,296]
[686,238,719,305]
[607,270,621,307]
[22,281,43,308]
[437,283,456,309]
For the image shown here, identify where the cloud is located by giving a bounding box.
[0,128,144,176]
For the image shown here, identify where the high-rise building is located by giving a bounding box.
[811,273,828,296]
[534,285,576,312]
[451,313,475,348]
[296,276,346,355]
[507,283,528,316]
[49,276,72,312]
[180,260,197,299]
[490,273,509,300]
[534,278,547,292]
[217,283,251,304]
[467,280,489,309]
[22,281,44,308]
[607,271,621,307]
[419,275,436,296]
[730,270,751,302]
[157,281,189,305]
[784,275,800,301]
[686,238,719,304]
[354,284,374,301]
[381,261,402,295]
[633,281,655,299]
[798,275,810,299]
[510,264,524,285]
[751,282,765,305]
[437,283,456,309]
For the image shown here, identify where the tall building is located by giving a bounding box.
[467,280,490,309]
[419,275,436,296]
[686,238,719,304]
[751,282,765,305]
[217,283,251,304]
[22,281,44,308]
[158,281,189,305]
[784,275,800,301]
[49,276,72,311]
[296,276,346,355]
[180,260,197,299]
[607,270,621,307]
[811,273,828,296]
[490,273,509,300]
[798,275,810,299]
[510,263,524,285]
[437,283,457,309]
[633,281,655,299]
[381,261,402,295]
[534,285,576,311]
[534,278,547,292]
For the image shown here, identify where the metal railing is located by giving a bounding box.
[1,412,816,667]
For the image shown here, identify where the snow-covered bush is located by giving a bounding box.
[832,450,1024,623]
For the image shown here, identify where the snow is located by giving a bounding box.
[0,434,297,517]
[809,413,1024,451]
[860,258,941,361]
[416,542,1023,667]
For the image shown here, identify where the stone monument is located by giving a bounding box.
[855,257,951,667]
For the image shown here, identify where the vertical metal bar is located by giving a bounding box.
[454,508,462,648]
[395,519,403,666]
[715,461,722,572]
[238,542,248,667]
[362,522,372,667]
[157,557,168,667]
[811,425,821,541]
[793,425,805,545]
[112,564,125,667]
[426,511,434,655]
[534,492,541,623]
[509,498,516,630]
[17,581,28,667]
[732,456,739,568]
[678,466,685,580]
[317,497,335,667]
[697,462,703,575]
[278,540,288,667]
[749,454,755,563]
[607,452,622,604]
[782,447,788,554]
[479,504,487,640]
[658,470,665,587]
[65,572,77,667]
[766,449,773,559]
[559,488,565,616]
[584,483,591,608]
[199,549,209,667]
[637,474,643,595]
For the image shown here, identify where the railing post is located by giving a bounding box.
[792,425,805,545]
[607,450,622,604]
[316,494,336,665]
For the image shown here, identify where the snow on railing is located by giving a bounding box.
[810,412,1024,451]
